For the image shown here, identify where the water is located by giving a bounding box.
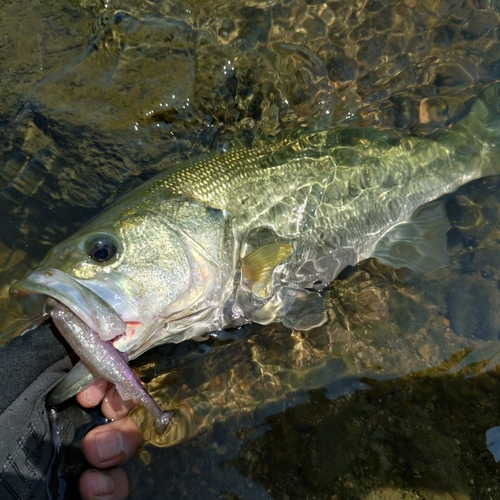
[1,0,500,498]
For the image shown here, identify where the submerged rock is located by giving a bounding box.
[447,275,500,341]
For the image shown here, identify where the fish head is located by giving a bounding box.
[11,197,232,358]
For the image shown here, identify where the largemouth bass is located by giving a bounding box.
[10,84,500,432]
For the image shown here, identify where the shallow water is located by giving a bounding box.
[2,0,500,499]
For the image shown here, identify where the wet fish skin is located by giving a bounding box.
[51,301,173,434]
[10,84,500,407]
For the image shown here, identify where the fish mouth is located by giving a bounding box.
[10,268,127,341]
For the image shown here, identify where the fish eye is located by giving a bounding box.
[88,236,118,263]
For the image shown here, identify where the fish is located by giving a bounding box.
[10,83,500,433]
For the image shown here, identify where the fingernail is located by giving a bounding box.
[95,430,125,464]
[89,469,114,496]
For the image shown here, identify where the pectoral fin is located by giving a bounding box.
[241,243,294,298]
[372,201,449,274]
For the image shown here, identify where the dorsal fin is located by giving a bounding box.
[372,201,450,274]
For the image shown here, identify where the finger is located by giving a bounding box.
[76,378,111,408]
[79,467,129,500]
[101,386,138,421]
[82,416,142,469]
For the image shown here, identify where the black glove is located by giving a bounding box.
[0,323,94,500]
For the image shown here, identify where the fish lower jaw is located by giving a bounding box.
[46,297,129,349]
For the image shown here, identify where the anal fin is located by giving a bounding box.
[372,201,450,274]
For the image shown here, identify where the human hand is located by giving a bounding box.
[76,379,143,500]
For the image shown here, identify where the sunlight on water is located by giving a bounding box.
[2,0,500,498]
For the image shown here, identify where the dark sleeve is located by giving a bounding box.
[0,323,73,500]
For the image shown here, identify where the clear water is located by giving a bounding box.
[1,0,500,498]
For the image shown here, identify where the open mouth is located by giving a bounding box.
[10,268,127,342]
[12,274,175,433]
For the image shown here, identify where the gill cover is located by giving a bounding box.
[159,202,228,319]
[115,199,233,353]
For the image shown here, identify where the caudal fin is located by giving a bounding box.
[457,83,500,177]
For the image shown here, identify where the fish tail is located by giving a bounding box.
[457,83,500,177]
